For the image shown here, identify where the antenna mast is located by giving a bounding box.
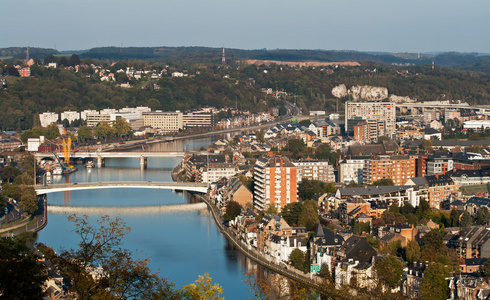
[222,45,225,65]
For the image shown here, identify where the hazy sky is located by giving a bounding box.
[3,0,489,53]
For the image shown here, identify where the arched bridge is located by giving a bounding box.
[35,181,209,195]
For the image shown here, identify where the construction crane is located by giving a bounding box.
[52,137,77,175]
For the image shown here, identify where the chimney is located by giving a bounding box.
[435,174,439,179]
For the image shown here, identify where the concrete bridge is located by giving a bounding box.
[34,151,185,168]
[35,181,209,195]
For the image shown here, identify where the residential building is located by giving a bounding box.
[253,155,298,212]
[363,155,416,186]
[143,111,183,133]
[403,261,430,299]
[86,112,111,127]
[397,130,425,140]
[222,177,253,208]
[378,223,417,247]
[80,110,98,120]
[60,111,80,124]
[183,112,215,128]
[426,152,454,176]
[19,67,31,77]
[345,101,396,137]
[201,163,238,184]
[39,112,59,127]
[309,224,344,274]
[426,174,459,209]
[446,226,490,259]
[293,159,334,183]
[336,185,422,210]
[449,169,490,186]
[339,158,366,184]
[464,120,490,131]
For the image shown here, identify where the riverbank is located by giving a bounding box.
[197,194,324,289]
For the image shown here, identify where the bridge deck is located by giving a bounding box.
[35,181,208,194]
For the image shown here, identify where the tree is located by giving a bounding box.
[255,129,265,143]
[0,165,21,182]
[0,238,48,299]
[289,249,306,272]
[223,201,241,220]
[371,178,394,186]
[405,240,421,264]
[421,229,446,262]
[148,98,161,111]
[93,121,115,139]
[460,211,473,227]
[318,263,332,281]
[476,207,490,225]
[353,221,370,235]
[78,125,93,142]
[59,214,178,300]
[45,123,61,140]
[420,263,450,300]
[297,200,319,231]
[420,139,433,151]
[112,117,132,137]
[19,185,39,214]
[449,209,459,227]
[374,255,404,290]
[281,202,302,226]
[181,273,224,300]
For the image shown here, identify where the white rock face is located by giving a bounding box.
[331,84,347,98]
[389,95,417,103]
[348,85,388,101]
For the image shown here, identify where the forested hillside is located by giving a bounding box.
[1,50,490,131]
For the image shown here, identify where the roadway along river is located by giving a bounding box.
[37,134,272,299]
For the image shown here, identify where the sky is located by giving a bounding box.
[3,0,490,53]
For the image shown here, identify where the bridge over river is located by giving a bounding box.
[35,181,209,195]
[34,151,185,168]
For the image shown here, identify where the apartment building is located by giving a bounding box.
[339,158,366,184]
[293,159,334,183]
[253,155,298,212]
[86,112,111,127]
[345,102,396,137]
[446,226,490,259]
[426,152,454,175]
[201,163,238,184]
[60,111,80,124]
[39,112,59,127]
[183,112,215,128]
[363,155,416,185]
[143,111,183,133]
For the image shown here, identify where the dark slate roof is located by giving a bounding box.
[450,168,490,179]
[407,177,429,186]
[347,144,385,157]
[380,232,396,243]
[313,225,344,247]
[466,197,490,207]
[421,128,440,135]
[426,152,454,160]
[338,185,414,197]
[425,174,453,186]
[464,258,486,266]
[341,235,377,263]
[433,139,490,147]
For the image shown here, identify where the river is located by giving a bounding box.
[37,134,270,299]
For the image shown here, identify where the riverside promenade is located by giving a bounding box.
[196,194,324,289]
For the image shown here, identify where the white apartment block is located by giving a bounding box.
[293,160,335,183]
[183,112,215,128]
[80,110,98,120]
[86,112,111,127]
[143,111,183,133]
[345,102,396,136]
[39,112,59,127]
[60,111,80,123]
[201,163,238,183]
[339,159,366,184]
[111,112,144,131]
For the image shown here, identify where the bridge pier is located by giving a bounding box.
[97,156,105,168]
[140,156,147,169]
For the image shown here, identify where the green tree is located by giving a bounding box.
[476,207,490,225]
[148,98,161,111]
[0,165,21,183]
[0,238,48,299]
[112,117,132,137]
[284,139,306,154]
[181,273,224,300]
[460,211,473,227]
[371,178,394,186]
[420,263,450,300]
[93,121,115,139]
[353,221,370,235]
[421,229,446,262]
[255,129,265,143]
[45,123,61,140]
[297,200,319,231]
[449,209,459,227]
[59,215,178,300]
[405,240,421,264]
[77,125,93,142]
[318,263,332,281]
[19,185,39,214]
[374,255,404,290]
[289,248,306,272]
[223,201,242,220]
[281,202,303,226]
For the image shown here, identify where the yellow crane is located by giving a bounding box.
[62,137,71,165]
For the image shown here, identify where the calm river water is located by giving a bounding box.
[37,134,266,299]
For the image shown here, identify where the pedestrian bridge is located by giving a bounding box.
[35,181,209,195]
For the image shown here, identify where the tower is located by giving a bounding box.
[222,45,225,65]
[25,44,29,64]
